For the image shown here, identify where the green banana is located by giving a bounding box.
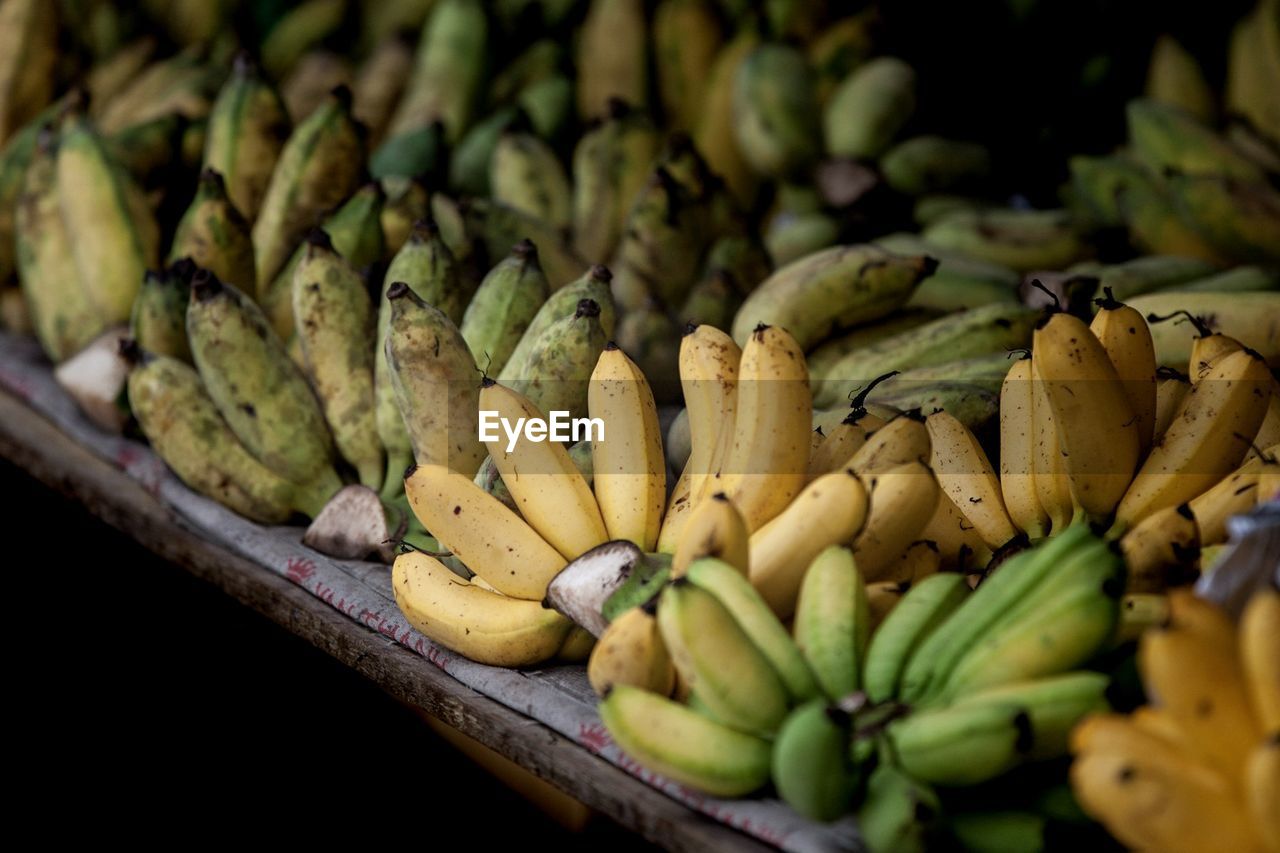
[921,208,1085,273]
[1165,171,1280,263]
[463,198,587,289]
[863,572,970,703]
[460,239,550,374]
[382,218,467,324]
[489,38,562,105]
[251,85,364,296]
[380,176,430,256]
[490,128,572,229]
[793,546,870,701]
[772,700,858,821]
[870,383,1000,430]
[613,305,683,404]
[686,557,819,704]
[856,761,941,853]
[1113,163,1228,263]
[951,671,1111,760]
[0,112,47,285]
[656,579,789,737]
[384,281,486,477]
[572,101,659,264]
[678,267,743,332]
[1067,154,1147,230]
[765,210,841,268]
[733,43,821,179]
[499,265,617,380]
[95,48,218,136]
[14,128,104,362]
[186,270,341,502]
[1126,97,1266,182]
[732,244,935,350]
[874,232,1020,313]
[259,0,348,79]
[106,113,187,187]
[880,135,990,196]
[126,349,329,522]
[292,230,383,490]
[168,168,255,293]
[448,106,519,198]
[888,699,1033,786]
[610,166,710,312]
[805,310,941,383]
[1127,291,1280,366]
[370,120,445,182]
[1091,254,1219,301]
[871,353,1016,399]
[1145,34,1215,121]
[824,57,916,160]
[816,303,1037,408]
[517,73,574,144]
[598,685,771,797]
[57,108,161,327]
[516,298,608,421]
[131,261,193,363]
[385,0,488,145]
[1167,265,1279,293]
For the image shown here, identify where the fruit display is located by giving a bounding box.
[0,1,1278,850]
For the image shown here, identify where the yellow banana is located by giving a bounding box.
[1190,450,1277,546]
[1000,356,1048,539]
[1246,378,1280,461]
[404,463,567,600]
[478,378,608,561]
[1119,503,1200,592]
[392,549,572,667]
[926,410,1018,550]
[1117,349,1272,529]
[807,410,872,480]
[589,344,667,551]
[1091,289,1158,455]
[1245,738,1280,853]
[848,411,931,476]
[680,323,740,507]
[577,0,648,120]
[654,463,694,554]
[883,539,943,584]
[718,324,812,532]
[587,603,676,698]
[652,0,723,132]
[1154,367,1192,441]
[748,469,869,619]
[1029,356,1079,534]
[671,492,749,578]
[0,0,56,143]
[919,490,993,571]
[853,460,940,582]
[1240,588,1280,732]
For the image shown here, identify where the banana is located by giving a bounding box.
[379,176,429,256]
[853,461,940,582]
[1116,348,1271,529]
[880,135,991,197]
[252,86,363,294]
[888,700,1032,786]
[1026,355,1078,534]
[748,469,869,620]
[1145,34,1215,121]
[392,549,572,666]
[500,265,617,381]
[1119,503,1200,592]
[94,49,217,136]
[817,303,1035,408]
[1154,367,1192,440]
[386,0,488,145]
[672,494,749,578]
[847,410,931,476]
[807,410,873,480]
[168,168,255,292]
[404,463,566,599]
[1245,737,1280,853]
[1190,451,1277,546]
[1259,467,1280,505]
[352,32,415,147]
[653,0,722,132]
[1093,254,1220,301]
[608,165,707,313]
[679,323,741,507]
[291,230,383,490]
[686,556,818,703]
[490,129,572,229]
[717,324,812,532]
[14,128,104,362]
[884,539,943,585]
[733,43,821,179]
[772,700,857,821]
[732,244,933,351]
[598,685,772,797]
[104,112,188,188]
[1169,265,1280,294]
[919,490,992,571]
[517,298,608,422]
[824,56,915,160]
[998,356,1048,539]
[57,109,160,327]
[587,602,676,698]
[130,261,193,364]
[576,0,648,120]
[571,100,659,264]
[464,198,587,289]
[1090,289,1158,455]
[259,0,346,79]
[863,572,969,703]
[867,580,911,631]
[460,239,550,374]
[1239,587,1280,732]
[693,29,759,208]
[926,410,1018,550]
[613,305,682,405]
[793,546,869,701]
[589,344,667,551]
[201,53,291,222]
[186,270,341,498]
[1245,381,1280,460]
[1128,291,1280,368]
[1127,97,1265,182]
[448,105,515,196]
[1033,312,1140,521]
[923,208,1085,273]
[1167,171,1280,264]
[0,0,56,143]
[384,282,486,477]
[383,218,467,326]
[805,310,940,384]
[127,350,322,522]
[857,760,940,853]
[657,579,789,736]
[654,464,694,555]
[84,37,156,110]
[952,671,1111,760]
[1227,0,1280,143]
[478,378,608,560]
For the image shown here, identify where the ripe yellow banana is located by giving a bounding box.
[926,410,1018,550]
[1029,356,1079,533]
[807,410,872,480]
[1119,503,1200,592]
[680,323,740,507]
[883,539,943,584]
[404,463,567,600]
[1000,356,1048,539]
[1091,290,1157,455]
[587,603,676,698]
[1246,377,1280,462]
[671,492,749,578]
[1154,367,1191,441]
[848,411,931,476]
[392,549,572,667]
[853,460,940,582]
[1189,449,1277,546]
[919,491,992,571]
[749,468,869,619]
[589,344,667,551]
[1245,738,1280,853]
[1240,588,1280,732]
[654,463,693,554]
[1117,348,1272,529]
[717,324,812,532]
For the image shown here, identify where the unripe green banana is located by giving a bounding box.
[386,0,488,145]
[380,176,430,257]
[888,700,1033,786]
[489,38,562,104]
[863,572,969,703]
[825,57,916,160]
[733,43,821,179]
[572,101,660,264]
[1126,97,1265,182]
[292,230,383,490]
[186,269,341,498]
[1091,254,1219,301]
[1226,0,1280,143]
[703,232,772,296]
[1166,265,1279,293]
[872,383,1000,431]
[202,52,290,217]
[169,168,255,293]
[463,198,587,289]
[500,265,617,380]
[131,261,194,363]
[259,0,348,79]
[922,208,1086,273]
[460,239,550,374]
[806,310,941,384]
[252,85,364,296]
[678,268,742,331]
[947,810,1048,853]
[15,128,104,362]
[490,129,572,229]
[126,349,327,522]
[516,298,608,421]
[794,546,870,701]
[765,209,841,268]
[1111,163,1228,263]
[1145,34,1215,122]
[1165,172,1280,263]
[448,106,519,198]
[613,305,682,404]
[384,281,486,477]
[951,671,1111,761]
[576,0,648,120]
[857,761,941,853]
[610,166,710,311]
[0,113,47,285]
[56,108,161,327]
[772,701,858,821]
[1067,154,1145,230]
[880,135,991,196]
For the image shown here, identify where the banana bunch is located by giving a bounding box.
[1071,589,1279,853]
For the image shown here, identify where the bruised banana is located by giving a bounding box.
[847,410,931,476]
[202,53,291,221]
[1119,503,1200,593]
[1189,450,1277,546]
[169,168,255,291]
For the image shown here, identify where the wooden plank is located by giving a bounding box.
[0,387,773,853]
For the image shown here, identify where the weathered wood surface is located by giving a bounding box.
[0,387,772,853]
